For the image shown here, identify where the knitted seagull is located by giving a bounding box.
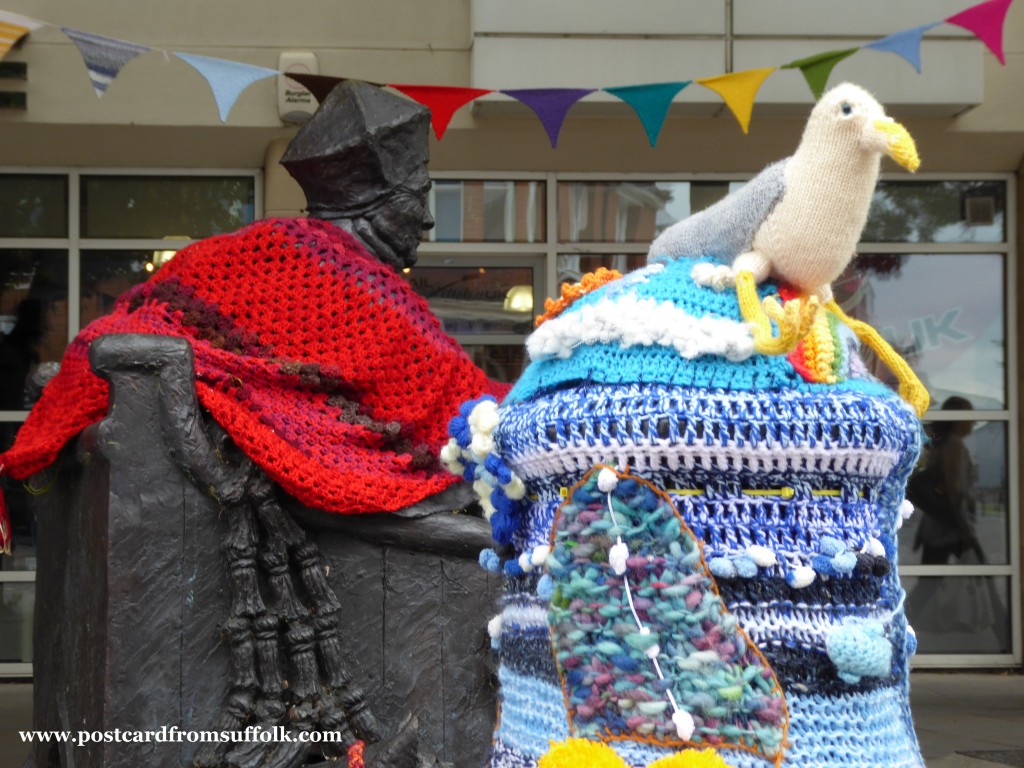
[648,82,928,416]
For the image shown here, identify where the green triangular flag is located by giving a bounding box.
[783,48,860,100]
[604,81,691,146]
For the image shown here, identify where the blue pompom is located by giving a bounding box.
[503,558,525,577]
[490,511,516,546]
[812,554,838,577]
[491,487,520,516]
[448,414,471,446]
[462,463,477,483]
[479,548,501,573]
[536,574,554,600]
[826,621,892,681]
[906,628,918,657]
[831,551,858,575]
[733,554,759,579]
[819,535,846,557]
[708,556,738,579]
[485,453,513,485]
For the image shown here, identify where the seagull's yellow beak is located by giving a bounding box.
[872,118,920,172]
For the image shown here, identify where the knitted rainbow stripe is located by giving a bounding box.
[454,259,924,767]
[0,217,507,518]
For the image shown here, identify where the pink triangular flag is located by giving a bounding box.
[946,0,1014,64]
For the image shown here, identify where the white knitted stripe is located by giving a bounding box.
[728,601,892,650]
[501,602,550,630]
[507,441,903,482]
[527,293,755,363]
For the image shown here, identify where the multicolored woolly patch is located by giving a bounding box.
[536,267,623,327]
[546,467,788,762]
[787,308,847,385]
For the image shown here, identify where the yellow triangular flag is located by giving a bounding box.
[0,11,43,60]
[696,67,777,134]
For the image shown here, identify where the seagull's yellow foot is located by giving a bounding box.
[826,300,930,418]
[736,270,819,356]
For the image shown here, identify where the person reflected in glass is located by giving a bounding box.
[0,299,43,410]
[911,395,979,564]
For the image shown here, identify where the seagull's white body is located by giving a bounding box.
[649,83,919,302]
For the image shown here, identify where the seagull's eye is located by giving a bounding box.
[840,102,855,117]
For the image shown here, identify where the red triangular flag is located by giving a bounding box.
[946,0,1014,64]
[390,84,493,139]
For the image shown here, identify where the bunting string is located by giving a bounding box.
[0,0,1013,141]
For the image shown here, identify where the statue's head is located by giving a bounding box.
[280,81,434,270]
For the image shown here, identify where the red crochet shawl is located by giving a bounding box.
[0,218,508,551]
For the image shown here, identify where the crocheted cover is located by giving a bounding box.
[0,217,507,519]
[447,258,925,768]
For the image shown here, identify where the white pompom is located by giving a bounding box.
[468,399,500,435]
[900,499,915,520]
[518,553,534,573]
[469,433,494,460]
[789,565,816,589]
[504,475,527,500]
[597,468,619,493]
[609,541,630,575]
[531,545,551,567]
[644,643,661,660]
[487,614,503,641]
[745,545,777,568]
[672,709,696,740]
[865,538,886,558]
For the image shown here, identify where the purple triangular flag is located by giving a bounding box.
[501,88,595,147]
[61,27,150,97]
[864,22,940,73]
[175,52,279,122]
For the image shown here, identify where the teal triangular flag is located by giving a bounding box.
[865,23,940,73]
[604,81,691,146]
[175,52,279,122]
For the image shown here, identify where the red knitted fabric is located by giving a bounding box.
[0,218,508,530]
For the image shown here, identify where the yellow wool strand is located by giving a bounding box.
[539,740,733,768]
[736,271,819,355]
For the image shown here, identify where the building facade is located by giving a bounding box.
[0,0,1022,675]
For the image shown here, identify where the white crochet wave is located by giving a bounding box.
[526,293,755,363]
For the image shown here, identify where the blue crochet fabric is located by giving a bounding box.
[448,262,925,767]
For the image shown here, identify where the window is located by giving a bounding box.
[0,169,259,677]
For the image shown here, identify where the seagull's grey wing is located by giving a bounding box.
[647,158,789,264]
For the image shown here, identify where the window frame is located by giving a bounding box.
[0,167,262,678]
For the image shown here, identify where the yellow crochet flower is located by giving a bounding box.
[539,739,732,768]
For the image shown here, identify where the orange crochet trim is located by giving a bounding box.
[535,268,623,327]
[346,740,365,768]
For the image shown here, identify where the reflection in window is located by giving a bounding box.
[557,254,646,285]
[0,175,68,239]
[558,181,742,244]
[0,249,69,409]
[427,180,544,243]
[461,344,528,384]
[0,582,34,663]
[864,180,1006,244]
[403,266,535,335]
[81,176,255,239]
[80,250,177,328]
[904,576,1011,654]
[835,253,1005,409]
[902,419,1008,566]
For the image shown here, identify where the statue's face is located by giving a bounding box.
[364,173,434,270]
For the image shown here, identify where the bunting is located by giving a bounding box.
[61,27,150,97]
[864,23,941,73]
[604,81,692,146]
[0,10,41,60]
[945,0,1014,64]
[696,68,777,134]
[175,53,279,122]
[0,0,1015,142]
[501,88,595,147]
[783,48,860,100]
[389,85,493,139]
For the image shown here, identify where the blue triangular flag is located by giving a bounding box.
[604,81,691,146]
[175,52,279,122]
[501,88,594,147]
[864,22,940,73]
[61,27,150,97]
